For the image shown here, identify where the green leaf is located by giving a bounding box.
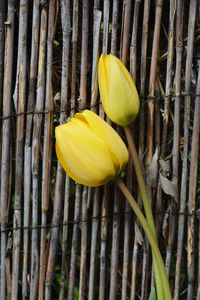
[148,287,157,300]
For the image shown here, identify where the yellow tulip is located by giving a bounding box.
[98,54,140,126]
[55,110,129,187]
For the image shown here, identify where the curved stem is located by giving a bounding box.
[124,126,164,299]
[116,178,172,300]
[124,126,156,237]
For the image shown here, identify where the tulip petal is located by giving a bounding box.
[98,54,140,126]
[55,119,116,187]
[75,110,129,173]
[108,55,140,125]
[98,55,111,116]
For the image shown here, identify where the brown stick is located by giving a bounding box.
[12,1,28,299]
[0,1,15,299]
[39,1,57,298]
[30,5,48,299]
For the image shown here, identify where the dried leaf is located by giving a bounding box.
[162,207,170,238]
[149,148,159,188]
[134,222,144,245]
[159,173,178,202]
[159,158,170,174]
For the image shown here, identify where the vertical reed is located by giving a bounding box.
[173,1,184,298]
[39,1,57,298]
[58,1,71,299]
[0,1,15,299]
[12,1,28,299]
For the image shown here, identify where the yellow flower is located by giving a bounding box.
[98,54,140,126]
[55,110,129,187]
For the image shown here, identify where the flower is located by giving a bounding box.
[55,110,129,187]
[98,54,140,126]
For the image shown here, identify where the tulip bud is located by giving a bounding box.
[98,54,140,126]
[55,110,129,187]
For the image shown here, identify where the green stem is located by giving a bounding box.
[124,126,156,237]
[116,178,172,300]
[124,126,164,299]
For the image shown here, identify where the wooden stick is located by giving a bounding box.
[57,2,71,299]
[186,3,198,297]
[79,0,89,110]
[102,0,110,55]
[146,0,163,167]
[120,0,132,65]
[109,2,120,298]
[67,185,82,300]
[23,1,40,298]
[39,1,57,298]
[0,0,5,113]
[189,61,200,300]
[0,1,15,299]
[79,187,88,300]
[30,5,48,299]
[99,187,109,300]
[159,0,176,277]
[173,2,184,299]
[45,1,70,298]
[109,188,120,300]
[90,5,101,113]
[88,189,100,300]
[71,0,79,116]
[12,1,28,298]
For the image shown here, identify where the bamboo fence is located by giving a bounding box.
[0,0,200,299]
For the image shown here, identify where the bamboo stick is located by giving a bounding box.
[45,165,65,299]
[0,0,5,113]
[79,186,88,300]
[158,0,176,277]
[65,6,80,298]
[58,2,71,299]
[122,172,131,300]
[130,237,139,300]
[146,0,163,167]
[71,0,78,115]
[176,1,196,299]
[144,2,163,292]
[122,2,140,298]
[102,0,110,55]
[88,188,100,300]
[12,1,28,298]
[111,0,119,55]
[198,218,200,299]
[120,0,132,65]
[130,0,140,81]
[186,3,198,297]
[173,1,184,298]
[67,185,82,300]
[23,1,40,297]
[99,187,109,300]
[0,1,15,299]
[79,0,89,110]
[90,6,101,112]
[109,188,120,300]
[39,1,57,298]
[59,177,70,300]
[130,1,150,298]
[88,3,101,297]
[188,60,200,300]
[109,2,120,298]
[30,4,48,299]
[45,0,70,297]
